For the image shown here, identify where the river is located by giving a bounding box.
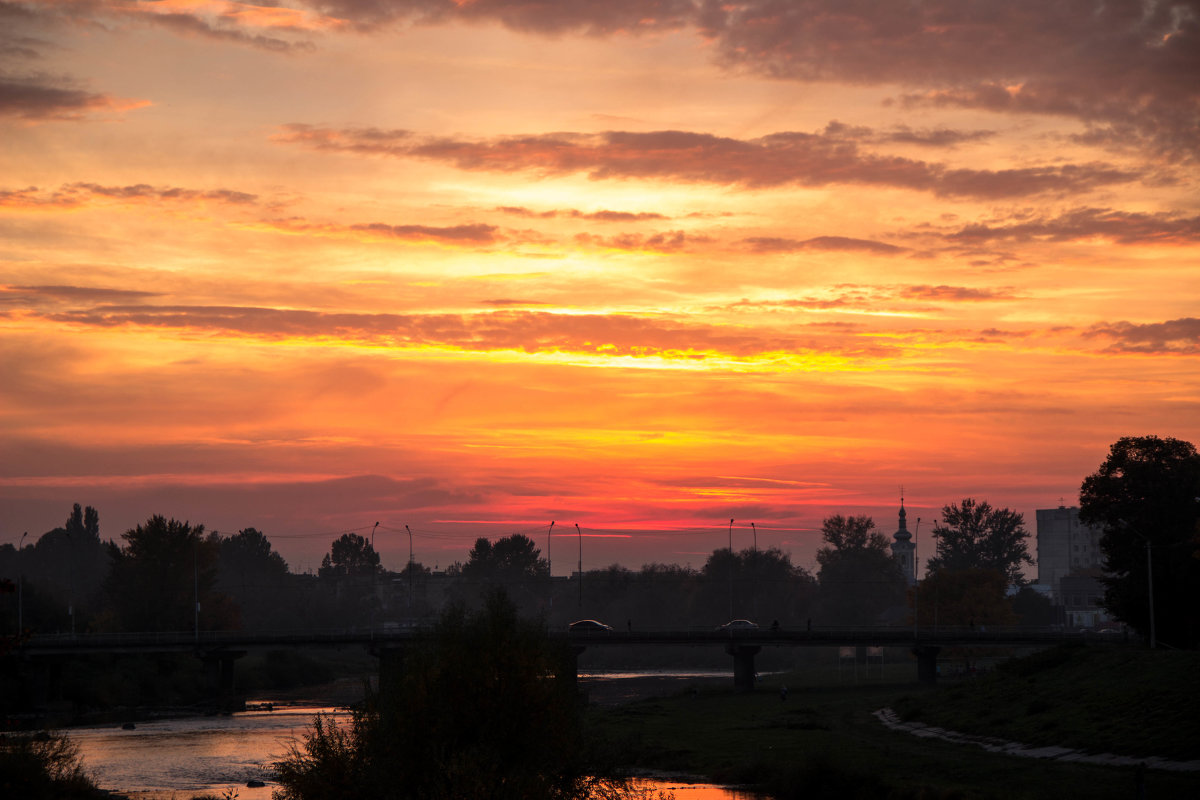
[66,672,752,799]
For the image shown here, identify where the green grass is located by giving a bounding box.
[587,646,1200,799]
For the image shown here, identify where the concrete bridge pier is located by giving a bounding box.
[560,645,585,696]
[201,649,246,710]
[725,643,761,692]
[374,645,407,700]
[912,644,941,684]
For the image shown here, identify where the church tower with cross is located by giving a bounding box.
[890,491,917,585]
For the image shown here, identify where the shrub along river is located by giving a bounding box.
[66,671,752,799]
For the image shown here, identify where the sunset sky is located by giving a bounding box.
[3,1,1197,577]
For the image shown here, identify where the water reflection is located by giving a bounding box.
[67,673,751,799]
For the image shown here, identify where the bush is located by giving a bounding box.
[0,730,107,799]
[273,590,630,800]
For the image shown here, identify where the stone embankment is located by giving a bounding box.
[874,708,1200,773]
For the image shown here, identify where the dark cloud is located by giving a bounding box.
[1084,318,1200,355]
[258,216,500,246]
[573,229,710,253]
[949,208,1200,245]
[0,182,259,207]
[0,284,159,307]
[0,74,138,119]
[880,125,996,148]
[278,124,1137,199]
[38,304,899,361]
[281,1,1198,160]
[742,235,906,254]
[708,1,1200,160]
[303,0,697,35]
[349,222,499,244]
[480,298,552,307]
[723,283,1015,312]
[898,285,1017,302]
[134,10,311,53]
[494,205,668,221]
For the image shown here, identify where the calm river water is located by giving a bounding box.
[66,672,751,799]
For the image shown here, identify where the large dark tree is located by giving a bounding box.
[926,498,1034,586]
[104,515,231,632]
[699,546,816,626]
[462,534,548,581]
[815,515,907,625]
[1079,435,1200,648]
[318,533,381,579]
[212,528,291,631]
[458,534,549,616]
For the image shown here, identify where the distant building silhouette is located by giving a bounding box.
[1036,506,1112,629]
[890,495,916,585]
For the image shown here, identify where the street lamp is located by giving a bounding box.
[913,517,921,637]
[575,524,582,607]
[728,519,734,621]
[405,525,415,622]
[546,521,555,615]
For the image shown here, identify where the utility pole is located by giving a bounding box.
[914,517,921,638]
[728,518,734,621]
[575,523,582,607]
[547,521,555,615]
[405,525,414,622]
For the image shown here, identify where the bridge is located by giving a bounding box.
[8,626,1119,698]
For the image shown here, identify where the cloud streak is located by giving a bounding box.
[276,124,1139,199]
[0,182,258,208]
[0,75,147,120]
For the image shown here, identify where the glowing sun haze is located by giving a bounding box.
[2,0,1197,576]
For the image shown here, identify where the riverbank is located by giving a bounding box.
[588,645,1200,799]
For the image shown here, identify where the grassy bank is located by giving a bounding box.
[588,645,1200,799]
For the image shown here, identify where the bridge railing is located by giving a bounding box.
[11,624,1122,654]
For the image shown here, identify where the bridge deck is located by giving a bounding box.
[8,627,1117,656]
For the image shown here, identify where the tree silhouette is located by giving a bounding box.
[926,498,1034,586]
[1079,435,1200,647]
[815,515,906,625]
[318,533,380,579]
[212,528,290,631]
[462,534,547,581]
[104,515,230,631]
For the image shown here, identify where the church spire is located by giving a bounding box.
[890,489,916,584]
[894,492,911,542]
